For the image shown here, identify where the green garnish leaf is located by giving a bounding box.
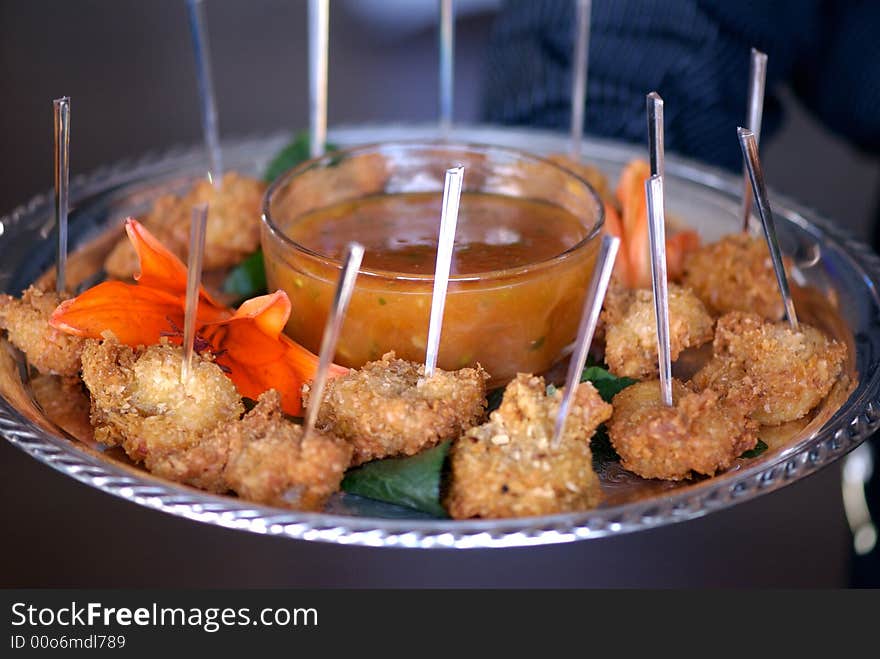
[580,365,635,465]
[263,132,339,183]
[486,387,505,413]
[590,426,621,466]
[740,439,769,459]
[222,249,267,303]
[546,383,557,397]
[341,441,451,517]
[581,365,637,403]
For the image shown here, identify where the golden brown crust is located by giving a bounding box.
[0,287,84,376]
[682,234,786,320]
[220,390,352,511]
[303,351,489,465]
[692,311,847,425]
[602,283,714,379]
[445,373,611,519]
[80,338,244,464]
[142,391,351,510]
[608,379,758,481]
[104,172,266,278]
[80,340,350,510]
[146,390,352,510]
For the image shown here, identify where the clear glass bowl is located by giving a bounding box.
[261,141,604,384]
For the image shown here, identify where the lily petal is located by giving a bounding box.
[51,281,187,345]
[126,218,226,312]
[202,290,346,416]
[52,219,345,415]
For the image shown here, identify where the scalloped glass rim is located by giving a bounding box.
[1,124,879,549]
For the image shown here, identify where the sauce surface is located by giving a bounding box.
[281,192,588,274]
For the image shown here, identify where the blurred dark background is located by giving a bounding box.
[1,0,878,587]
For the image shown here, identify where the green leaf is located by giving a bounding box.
[263,133,310,182]
[222,249,267,303]
[579,365,635,466]
[740,438,769,459]
[486,387,505,413]
[341,441,451,517]
[580,365,637,403]
[590,426,621,466]
[263,132,339,183]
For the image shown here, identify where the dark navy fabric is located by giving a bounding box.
[484,0,880,171]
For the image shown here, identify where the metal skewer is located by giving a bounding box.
[645,91,672,406]
[738,127,799,331]
[568,0,591,161]
[308,0,329,159]
[438,0,455,135]
[646,175,673,406]
[646,91,664,177]
[424,166,464,378]
[181,203,208,383]
[304,242,364,437]
[741,48,767,232]
[552,235,620,447]
[53,96,70,294]
[186,0,223,186]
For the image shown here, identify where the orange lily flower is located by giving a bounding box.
[51,218,344,415]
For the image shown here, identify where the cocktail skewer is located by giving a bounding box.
[303,242,365,438]
[424,166,464,378]
[645,91,672,406]
[741,48,767,232]
[438,0,455,134]
[185,0,223,186]
[568,0,591,160]
[646,174,673,406]
[552,234,619,448]
[308,0,329,158]
[53,96,70,294]
[181,203,208,383]
[646,91,664,177]
[737,127,799,331]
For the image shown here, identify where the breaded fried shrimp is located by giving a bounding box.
[608,379,758,481]
[104,172,265,279]
[154,391,352,510]
[602,283,714,379]
[0,287,84,376]
[219,390,352,510]
[303,351,489,465]
[80,338,243,464]
[81,339,349,510]
[682,233,787,320]
[692,311,847,425]
[445,373,612,519]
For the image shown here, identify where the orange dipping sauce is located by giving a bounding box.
[262,142,603,385]
[285,192,588,275]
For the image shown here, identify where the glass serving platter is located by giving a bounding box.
[1,124,879,549]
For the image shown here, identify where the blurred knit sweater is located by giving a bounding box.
[484,0,880,171]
